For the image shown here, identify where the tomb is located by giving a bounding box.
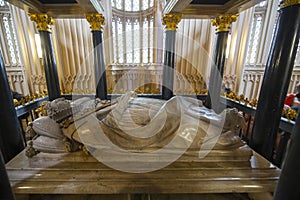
[6,94,280,199]
[3,0,297,199]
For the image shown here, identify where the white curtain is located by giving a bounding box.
[176,18,214,81]
[52,19,94,94]
[174,9,254,94]
[10,5,45,95]
[224,8,254,92]
[174,18,214,94]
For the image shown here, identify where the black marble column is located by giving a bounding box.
[205,14,236,113]
[0,151,14,199]
[206,31,228,112]
[161,14,181,100]
[162,30,176,100]
[92,30,107,100]
[274,108,300,199]
[250,4,300,160]
[86,14,107,100]
[29,14,60,101]
[0,53,24,162]
[39,31,61,101]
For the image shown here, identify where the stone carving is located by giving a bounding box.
[25,92,247,159]
[32,116,63,139]
[25,97,113,156]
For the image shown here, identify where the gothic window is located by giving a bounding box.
[245,1,267,66]
[110,0,158,64]
[0,0,5,6]
[0,0,21,66]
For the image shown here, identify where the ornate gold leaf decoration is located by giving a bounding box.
[162,14,182,31]
[211,14,238,33]
[280,0,300,8]
[224,91,258,108]
[29,14,55,32]
[286,108,297,122]
[85,13,105,31]
[13,90,48,107]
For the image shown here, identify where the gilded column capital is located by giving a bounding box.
[85,13,105,31]
[29,14,55,32]
[280,0,300,8]
[211,14,237,33]
[162,14,182,31]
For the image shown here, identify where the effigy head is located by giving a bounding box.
[44,98,71,120]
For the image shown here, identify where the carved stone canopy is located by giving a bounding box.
[163,0,266,19]
[6,0,104,18]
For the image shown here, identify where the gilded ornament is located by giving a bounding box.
[200,89,208,95]
[35,101,48,116]
[25,95,32,102]
[239,94,245,101]
[13,99,19,107]
[280,0,300,8]
[153,88,161,94]
[19,98,25,106]
[224,91,259,107]
[286,108,297,122]
[29,14,55,32]
[211,14,237,33]
[249,99,258,107]
[244,98,249,106]
[85,13,105,31]
[134,88,142,94]
[162,14,182,31]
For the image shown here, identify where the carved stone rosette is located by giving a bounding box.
[280,0,300,8]
[29,14,55,32]
[85,13,106,31]
[211,14,237,33]
[162,14,182,31]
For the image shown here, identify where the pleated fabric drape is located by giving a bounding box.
[175,18,214,94]
[174,9,254,95]
[224,8,253,93]
[52,19,95,94]
[10,5,46,95]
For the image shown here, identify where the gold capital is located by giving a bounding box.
[280,0,300,8]
[85,13,105,31]
[211,14,237,33]
[29,14,55,32]
[162,14,182,31]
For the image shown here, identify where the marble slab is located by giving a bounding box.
[6,147,280,199]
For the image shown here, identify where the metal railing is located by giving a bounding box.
[221,97,295,167]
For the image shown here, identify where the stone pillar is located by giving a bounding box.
[86,14,107,100]
[0,52,24,162]
[250,1,300,160]
[206,14,237,113]
[29,14,61,101]
[161,14,181,100]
